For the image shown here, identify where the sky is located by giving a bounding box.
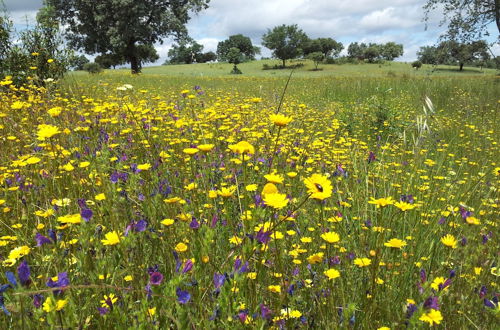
[3,0,498,65]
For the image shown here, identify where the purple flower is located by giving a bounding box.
[17,261,30,286]
[368,151,376,163]
[438,217,447,225]
[176,288,190,304]
[134,219,147,232]
[423,296,440,310]
[479,285,487,298]
[406,303,417,319]
[98,307,109,315]
[35,233,52,246]
[420,269,427,283]
[213,273,225,289]
[260,304,272,319]
[484,296,498,309]
[81,208,93,222]
[46,272,69,293]
[5,272,17,287]
[189,217,200,230]
[256,228,271,244]
[33,294,43,308]
[182,260,193,274]
[149,272,164,286]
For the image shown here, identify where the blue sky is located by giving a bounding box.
[3,0,498,64]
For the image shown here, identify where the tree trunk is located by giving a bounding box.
[282,59,285,68]
[126,40,140,74]
[459,63,464,71]
[130,55,140,74]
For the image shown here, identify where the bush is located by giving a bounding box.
[412,60,423,70]
[83,62,103,74]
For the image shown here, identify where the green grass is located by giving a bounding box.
[1,65,499,328]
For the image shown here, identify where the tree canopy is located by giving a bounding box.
[304,38,343,58]
[217,34,259,62]
[46,0,210,73]
[262,24,308,67]
[417,40,490,70]
[423,0,500,42]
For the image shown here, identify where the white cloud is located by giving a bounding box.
[4,0,497,64]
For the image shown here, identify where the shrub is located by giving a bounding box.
[412,60,423,70]
[83,62,103,74]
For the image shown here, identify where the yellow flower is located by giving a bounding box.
[303,174,332,200]
[57,213,82,224]
[161,218,175,226]
[100,293,118,308]
[8,246,31,260]
[324,268,340,279]
[354,258,372,267]
[263,193,289,209]
[148,307,156,317]
[197,144,214,152]
[393,201,417,211]
[368,197,395,208]
[465,216,480,225]
[440,234,457,248]
[229,235,243,245]
[261,183,278,196]
[268,285,281,293]
[95,193,106,201]
[264,172,284,184]
[137,163,151,171]
[321,231,340,244]
[43,297,68,312]
[217,186,236,197]
[269,113,293,127]
[47,58,54,63]
[430,277,449,291]
[419,309,443,326]
[228,141,255,155]
[47,106,62,117]
[384,238,407,249]
[101,231,122,245]
[124,275,133,281]
[175,242,188,252]
[37,124,61,140]
[307,252,324,264]
[62,162,74,171]
[246,184,258,192]
[183,148,198,155]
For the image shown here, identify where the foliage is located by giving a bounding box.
[167,40,204,64]
[307,51,325,70]
[412,60,423,70]
[217,34,258,62]
[303,37,343,58]
[423,0,500,42]
[68,54,90,71]
[262,24,309,67]
[95,53,125,70]
[227,47,244,74]
[82,62,103,74]
[418,40,490,70]
[348,42,403,62]
[0,5,71,86]
[46,0,210,73]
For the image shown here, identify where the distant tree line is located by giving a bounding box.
[416,40,496,70]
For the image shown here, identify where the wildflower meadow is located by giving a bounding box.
[0,68,499,328]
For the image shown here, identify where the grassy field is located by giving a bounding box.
[0,62,499,328]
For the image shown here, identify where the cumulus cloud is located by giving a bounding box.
[3,0,495,63]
